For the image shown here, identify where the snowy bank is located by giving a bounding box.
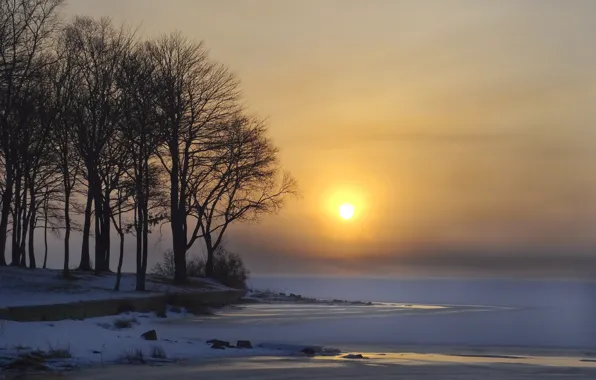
[0,267,245,321]
[0,309,302,372]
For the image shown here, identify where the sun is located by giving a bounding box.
[339,203,355,220]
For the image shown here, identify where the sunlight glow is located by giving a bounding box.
[339,204,355,220]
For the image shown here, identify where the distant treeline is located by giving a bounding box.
[0,0,296,290]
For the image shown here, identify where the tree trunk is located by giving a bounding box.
[168,143,187,283]
[18,171,29,267]
[91,169,105,274]
[27,181,36,269]
[0,166,13,266]
[43,201,48,269]
[94,211,103,274]
[102,188,111,272]
[115,231,124,291]
[141,163,149,287]
[63,189,71,277]
[135,171,145,291]
[11,171,22,266]
[135,208,145,291]
[79,187,93,271]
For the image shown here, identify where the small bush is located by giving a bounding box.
[121,348,145,363]
[113,317,138,329]
[150,345,167,359]
[211,247,249,289]
[45,343,72,359]
[151,246,249,289]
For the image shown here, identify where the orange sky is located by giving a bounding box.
[65,1,596,276]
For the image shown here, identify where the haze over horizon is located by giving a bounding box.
[43,0,596,278]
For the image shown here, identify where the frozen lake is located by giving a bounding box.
[247,276,596,350]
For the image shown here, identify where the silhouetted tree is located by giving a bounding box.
[0,0,64,266]
[150,33,241,283]
[0,9,296,290]
[46,39,83,276]
[118,43,166,290]
[192,116,297,277]
[62,17,134,273]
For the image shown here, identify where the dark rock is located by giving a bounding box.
[141,329,158,341]
[236,340,253,349]
[207,339,231,347]
[342,354,368,359]
[211,342,227,350]
[301,347,316,356]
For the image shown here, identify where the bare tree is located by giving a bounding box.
[118,43,166,290]
[63,17,134,273]
[0,0,64,266]
[150,33,240,283]
[47,39,83,276]
[110,179,133,291]
[192,116,297,277]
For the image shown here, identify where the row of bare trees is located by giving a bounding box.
[0,0,296,290]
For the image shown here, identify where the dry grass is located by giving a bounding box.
[45,346,72,359]
[121,348,145,363]
[150,345,167,359]
[113,316,138,329]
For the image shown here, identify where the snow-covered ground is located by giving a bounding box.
[0,307,300,371]
[0,267,228,308]
[4,273,596,378]
[4,302,596,377]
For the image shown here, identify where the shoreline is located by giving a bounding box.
[10,348,596,380]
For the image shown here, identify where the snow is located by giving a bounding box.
[3,302,596,376]
[0,308,294,370]
[0,267,229,308]
[3,274,596,378]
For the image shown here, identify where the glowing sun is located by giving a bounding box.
[339,203,355,220]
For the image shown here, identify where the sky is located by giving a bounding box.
[59,0,596,277]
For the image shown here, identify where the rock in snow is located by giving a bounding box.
[236,340,253,349]
[207,339,231,347]
[140,330,157,341]
[342,354,368,359]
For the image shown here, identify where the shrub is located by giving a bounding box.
[211,247,249,289]
[45,343,72,359]
[152,250,204,278]
[151,246,249,289]
[113,317,138,329]
[121,348,144,363]
[150,345,167,359]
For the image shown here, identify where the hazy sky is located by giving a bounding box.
[62,0,596,277]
